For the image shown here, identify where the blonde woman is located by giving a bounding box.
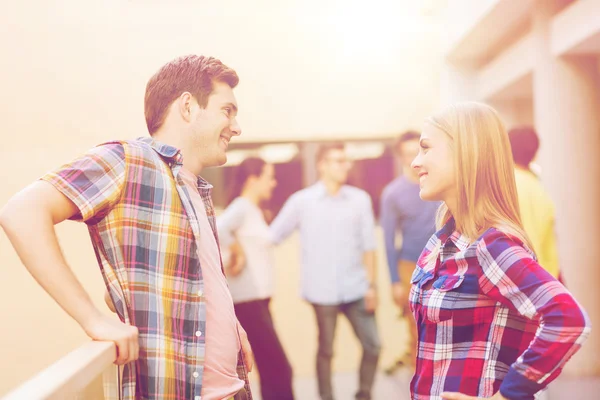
[408,102,590,400]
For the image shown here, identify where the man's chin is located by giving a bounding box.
[216,152,227,166]
[202,154,227,169]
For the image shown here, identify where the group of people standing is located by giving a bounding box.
[0,54,590,400]
[218,143,381,400]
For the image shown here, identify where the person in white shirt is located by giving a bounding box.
[217,157,294,400]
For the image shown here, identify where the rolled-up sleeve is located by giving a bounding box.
[40,142,127,223]
[477,231,591,400]
[269,192,302,245]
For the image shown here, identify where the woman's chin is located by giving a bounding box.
[419,188,437,202]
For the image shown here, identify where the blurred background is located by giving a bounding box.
[1,0,599,398]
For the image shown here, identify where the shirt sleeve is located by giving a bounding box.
[380,186,400,283]
[476,230,591,400]
[269,192,302,245]
[359,192,377,252]
[216,199,247,248]
[40,142,127,223]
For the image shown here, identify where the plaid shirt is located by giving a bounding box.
[409,219,590,400]
[41,137,252,400]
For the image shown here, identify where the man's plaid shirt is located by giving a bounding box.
[409,219,590,400]
[41,137,252,400]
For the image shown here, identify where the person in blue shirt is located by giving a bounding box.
[380,131,439,373]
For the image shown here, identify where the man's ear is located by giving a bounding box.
[179,92,194,122]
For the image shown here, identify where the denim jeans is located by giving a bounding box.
[312,298,381,400]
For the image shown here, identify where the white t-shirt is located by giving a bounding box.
[217,197,275,304]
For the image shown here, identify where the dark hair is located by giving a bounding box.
[508,126,540,168]
[316,142,345,163]
[145,55,239,135]
[227,157,267,205]
[394,130,420,155]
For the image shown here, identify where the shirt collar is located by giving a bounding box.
[137,136,182,163]
[314,181,349,199]
[436,217,470,252]
[137,137,213,189]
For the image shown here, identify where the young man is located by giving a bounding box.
[508,126,560,279]
[379,131,439,372]
[270,143,381,400]
[0,55,253,400]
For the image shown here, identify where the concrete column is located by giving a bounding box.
[532,0,600,376]
[489,98,534,129]
[300,142,319,187]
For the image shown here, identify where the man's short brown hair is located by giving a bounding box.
[394,130,420,155]
[144,55,239,135]
[508,126,540,168]
[316,142,346,163]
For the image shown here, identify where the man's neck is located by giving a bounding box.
[152,130,203,175]
[322,179,343,196]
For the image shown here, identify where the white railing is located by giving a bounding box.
[2,341,117,400]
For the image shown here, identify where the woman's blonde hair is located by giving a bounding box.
[426,101,534,252]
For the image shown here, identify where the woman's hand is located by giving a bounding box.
[225,241,246,277]
[441,391,508,400]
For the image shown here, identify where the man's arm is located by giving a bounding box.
[269,193,301,245]
[363,250,377,290]
[1,182,97,323]
[0,184,138,365]
[360,193,378,312]
[379,187,400,283]
[380,186,408,308]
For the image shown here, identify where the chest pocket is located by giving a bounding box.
[411,269,467,323]
[414,270,498,325]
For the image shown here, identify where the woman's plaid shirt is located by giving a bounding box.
[409,219,590,400]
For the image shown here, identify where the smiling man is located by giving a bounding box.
[0,55,253,400]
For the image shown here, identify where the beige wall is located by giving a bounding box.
[0,0,439,395]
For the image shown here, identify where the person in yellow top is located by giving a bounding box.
[508,126,560,278]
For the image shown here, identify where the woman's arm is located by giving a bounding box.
[477,230,591,400]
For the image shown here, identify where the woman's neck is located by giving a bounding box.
[241,189,261,206]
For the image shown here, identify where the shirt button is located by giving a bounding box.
[193,371,199,378]
[197,290,203,297]
[195,331,202,337]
